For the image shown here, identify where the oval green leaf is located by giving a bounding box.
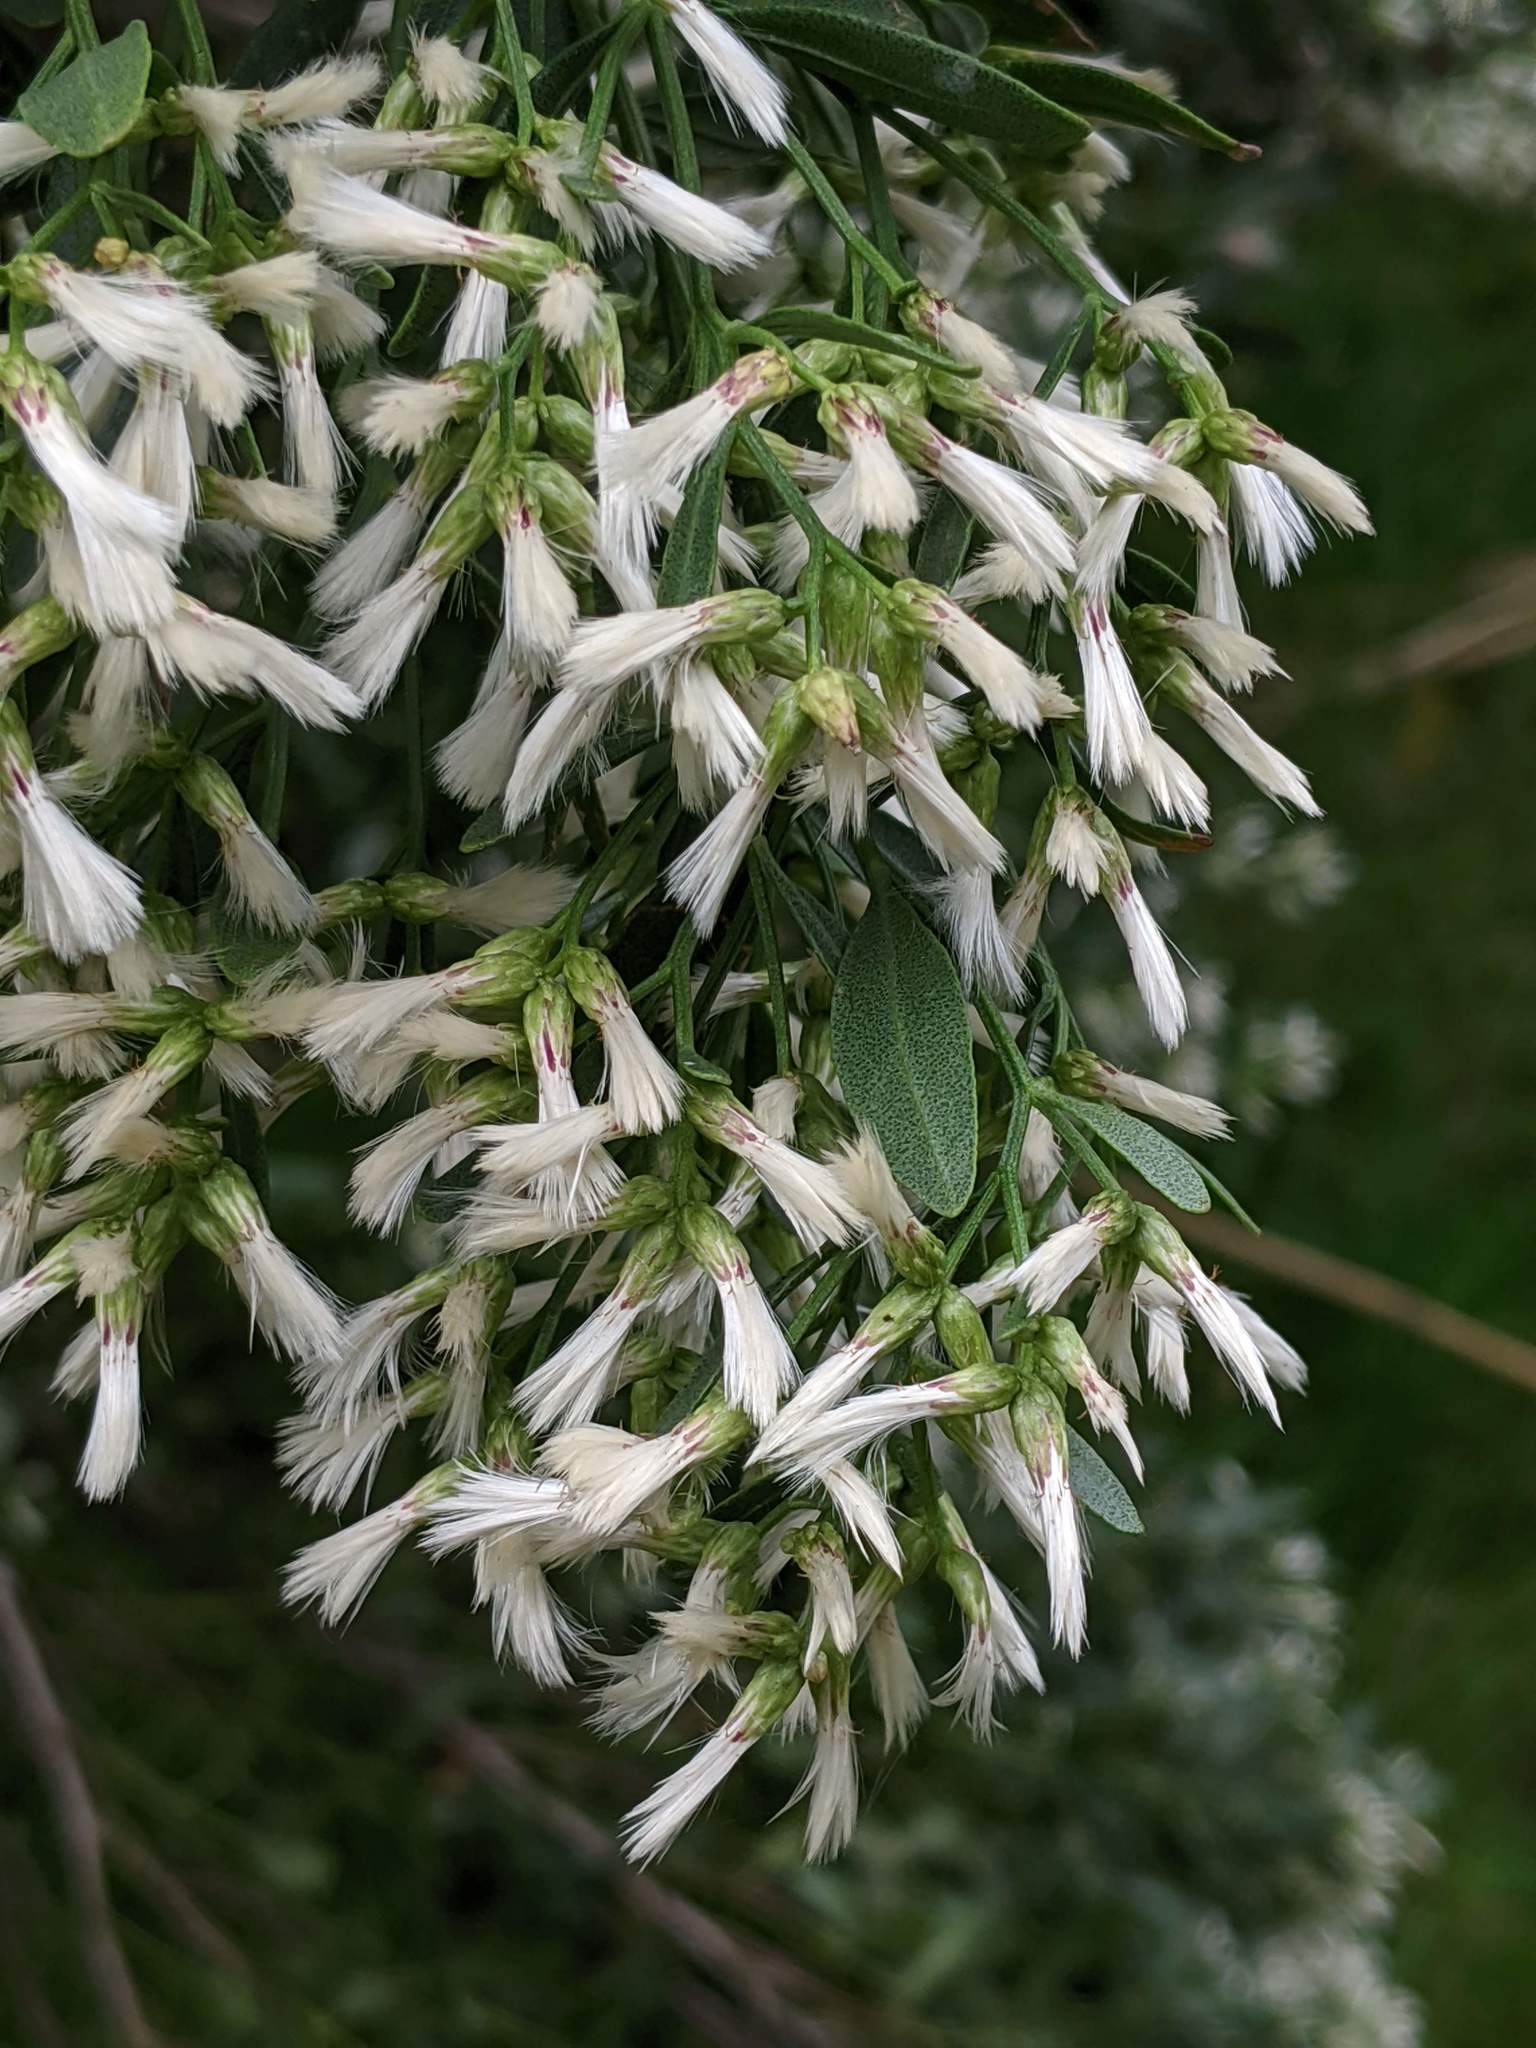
[723,5,1089,159]
[831,885,977,1215]
[17,21,151,158]
[1066,1424,1144,1534]
[1043,1090,1211,1213]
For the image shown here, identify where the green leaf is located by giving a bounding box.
[865,807,942,888]
[530,21,618,116]
[1065,1425,1144,1534]
[387,264,460,359]
[1,0,65,26]
[755,307,978,377]
[459,803,510,855]
[1194,1160,1263,1235]
[1097,793,1211,856]
[16,22,151,158]
[760,848,847,971]
[723,5,1089,159]
[913,487,974,589]
[831,885,977,1215]
[656,429,730,607]
[229,0,361,87]
[1041,1090,1211,1213]
[1123,548,1197,610]
[212,922,306,988]
[986,46,1257,158]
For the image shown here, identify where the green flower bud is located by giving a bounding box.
[795,665,862,751]
[951,747,1000,826]
[309,877,384,926]
[1080,362,1128,419]
[136,1193,186,1286]
[537,394,595,464]
[934,1287,998,1375]
[522,454,595,549]
[0,596,74,689]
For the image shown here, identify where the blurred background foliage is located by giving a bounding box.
[2,0,1534,2041]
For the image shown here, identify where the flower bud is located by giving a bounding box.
[0,596,74,688]
[934,1287,998,1375]
[537,394,595,464]
[795,665,863,751]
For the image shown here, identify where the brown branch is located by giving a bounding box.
[0,1561,159,2048]
[343,1639,878,2048]
[1177,1211,1536,1395]
[0,1825,71,2048]
[104,1822,253,1987]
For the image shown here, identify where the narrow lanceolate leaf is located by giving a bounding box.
[16,21,151,156]
[914,489,975,592]
[459,803,512,855]
[656,430,732,608]
[388,268,461,358]
[530,21,620,116]
[865,809,943,889]
[1039,1090,1212,1215]
[721,5,1090,158]
[229,0,362,86]
[1066,1425,1144,1534]
[986,47,1259,158]
[832,885,977,1215]
[760,848,847,972]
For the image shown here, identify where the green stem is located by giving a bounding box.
[168,0,217,83]
[747,843,792,1074]
[976,988,1034,1260]
[646,13,714,346]
[736,421,888,602]
[93,186,209,247]
[1042,1102,1121,1197]
[786,1248,860,1348]
[849,105,905,327]
[665,918,709,1075]
[489,0,535,145]
[720,317,835,395]
[18,182,98,256]
[577,9,644,173]
[1034,305,1094,402]
[646,17,701,191]
[523,1241,596,1375]
[62,0,98,51]
[399,657,427,973]
[559,771,675,939]
[943,1169,999,1278]
[780,132,909,300]
[253,710,289,843]
[766,1246,832,1308]
[881,111,1107,303]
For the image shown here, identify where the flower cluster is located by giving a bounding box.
[0,3,1368,1863]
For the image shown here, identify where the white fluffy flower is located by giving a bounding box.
[658,0,789,145]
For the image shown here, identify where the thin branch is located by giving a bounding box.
[0,1562,159,2048]
[104,1823,253,1988]
[0,1826,70,2048]
[342,1639,869,2048]
[1175,1211,1536,1395]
